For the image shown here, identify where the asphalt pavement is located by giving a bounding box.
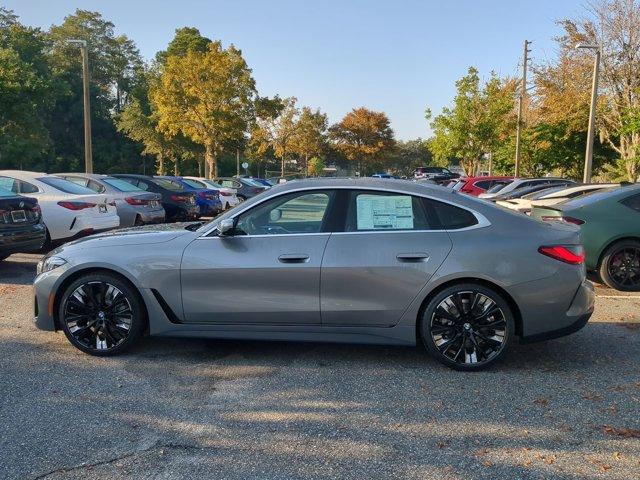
[0,253,639,480]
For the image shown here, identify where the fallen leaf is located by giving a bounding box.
[602,425,640,438]
[483,460,493,467]
[534,397,549,406]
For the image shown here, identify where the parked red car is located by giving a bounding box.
[451,176,514,196]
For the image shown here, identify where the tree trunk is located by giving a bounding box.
[198,158,202,177]
[174,158,178,176]
[305,153,309,177]
[281,154,285,177]
[157,153,165,176]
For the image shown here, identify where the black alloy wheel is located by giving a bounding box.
[59,273,144,355]
[421,284,514,371]
[600,240,640,291]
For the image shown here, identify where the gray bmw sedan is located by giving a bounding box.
[33,178,594,370]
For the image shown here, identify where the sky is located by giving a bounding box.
[5,0,588,140]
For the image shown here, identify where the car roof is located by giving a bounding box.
[559,183,640,209]
[0,170,46,179]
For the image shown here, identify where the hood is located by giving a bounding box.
[52,222,197,254]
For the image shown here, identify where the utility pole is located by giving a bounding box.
[68,40,93,173]
[576,43,601,183]
[236,148,240,176]
[514,40,530,178]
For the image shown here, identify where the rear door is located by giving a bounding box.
[320,189,453,327]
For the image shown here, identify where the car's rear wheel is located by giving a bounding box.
[420,283,514,371]
[599,240,640,291]
[58,272,145,356]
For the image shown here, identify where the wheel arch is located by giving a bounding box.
[52,266,149,332]
[596,236,640,270]
[415,277,523,341]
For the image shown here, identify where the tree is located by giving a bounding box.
[557,0,640,181]
[155,27,211,65]
[249,97,299,176]
[329,107,395,175]
[152,42,256,178]
[291,107,328,174]
[0,9,56,169]
[385,139,432,177]
[307,157,325,176]
[427,67,516,176]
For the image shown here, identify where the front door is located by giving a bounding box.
[321,189,453,327]
[181,190,335,324]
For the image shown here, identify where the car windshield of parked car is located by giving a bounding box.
[561,186,632,209]
[153,178,184,191]
[182,178,205,189]
[242,178,265,187]
[521,186,567,200]
[452,181,464,190]
[38,176,96,194]
[485,182,511,193]
[102,178,144,192]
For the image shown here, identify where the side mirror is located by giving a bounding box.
[218,218,235,236]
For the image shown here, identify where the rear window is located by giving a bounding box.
[103,178,143,192]
[485,182,511,193]
[0,187,15,197]
[153,179,184,191]
[427,199,478,229]
[38,177,95,194]
[562,186,629,209]
[242,178,265,187]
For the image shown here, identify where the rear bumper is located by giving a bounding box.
[0,223,46,255]
[137,208,166,224]
[519,279,595,343]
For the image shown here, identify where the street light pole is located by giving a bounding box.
[514,40,531,178]
[67,40,93,173]
[576,43,600,183]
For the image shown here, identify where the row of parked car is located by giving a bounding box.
[0,170,272,260]
[445,175,640,291]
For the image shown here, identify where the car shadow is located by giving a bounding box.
[0,254,38,286]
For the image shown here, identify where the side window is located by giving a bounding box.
[236,191,332,235]
[136,180,150,191]
[427,199,478,230]
[87,180,105,193]
[474,180,492,190]
[345,191,429,232]
[16,180,39,194]
[621,193,640,213]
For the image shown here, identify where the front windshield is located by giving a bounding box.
[153,178,184,191]
[38,176,95,194]
[486,181,511,193]
[102,178,143,192]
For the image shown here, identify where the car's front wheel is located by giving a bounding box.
[58,272,145,356]
[599,240,640,291]
[420,283,514,371]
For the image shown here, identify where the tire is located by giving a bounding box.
[58,272,145,356]
[134,215,144,227]
[599,240,640,291]
[419,283,515,371]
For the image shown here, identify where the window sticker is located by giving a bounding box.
[356,194,414,230]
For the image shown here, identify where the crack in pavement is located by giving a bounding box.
[30,442,204,480]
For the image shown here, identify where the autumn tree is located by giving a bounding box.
[307,157,325,176]
[292,107,328,174]
[557,0,640,181]
[152,42,256,178]
[249,97,299,176]
[329,107,395,175]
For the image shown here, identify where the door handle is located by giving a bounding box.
[278,254,310,263]
[396,253,429,262]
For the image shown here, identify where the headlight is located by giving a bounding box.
[36,256,67,275]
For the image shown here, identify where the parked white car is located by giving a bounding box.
[497,183,618,214]
[183,176,240,210]
[0,171,120,245]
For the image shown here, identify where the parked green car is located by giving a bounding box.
[531,184,640,291]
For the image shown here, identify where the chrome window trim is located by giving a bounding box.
[199,185,491,237]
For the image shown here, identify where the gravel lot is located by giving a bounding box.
[1,253,639,480]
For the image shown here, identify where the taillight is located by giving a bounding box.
[219,191,231,196]
[33,204,41,218]
[540,216,585,225]
[171,194,188,202]
[198,191,218,200]
[252,187,263,194]
[538,245,585,265]
[125,197,149,206]
[57,201,95,210]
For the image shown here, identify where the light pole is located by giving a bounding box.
[67,39,93,173]
[576,43,601,183]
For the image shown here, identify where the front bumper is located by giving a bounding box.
[519,279,595,343]
[33,264,69,331]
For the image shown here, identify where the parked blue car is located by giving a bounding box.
[155,176,222,216]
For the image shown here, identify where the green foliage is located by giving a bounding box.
[307,157,325,176]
